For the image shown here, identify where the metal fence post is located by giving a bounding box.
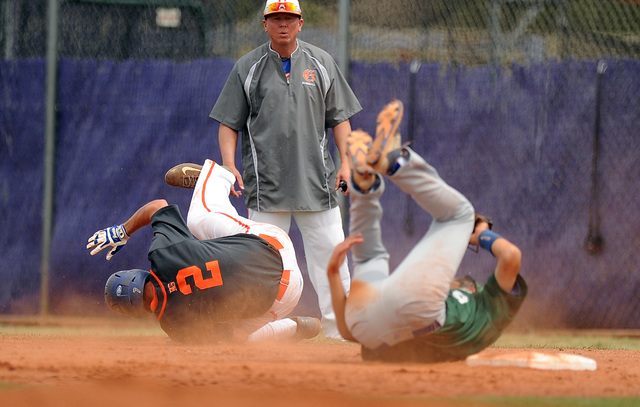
[41,0,61,315]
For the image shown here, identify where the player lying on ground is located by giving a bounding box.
[327,100,527,363]
[86,160,320,344]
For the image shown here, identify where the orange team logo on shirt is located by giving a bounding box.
[303,69,316,82]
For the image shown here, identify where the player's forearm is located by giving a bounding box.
[328,271,356,342]
[492,239,522,292]
[326,235,362,341]
[123,199,168,236]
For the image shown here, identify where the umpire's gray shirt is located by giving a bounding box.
[210,40,362,212]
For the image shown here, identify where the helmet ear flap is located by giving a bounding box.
[104,269,151,318]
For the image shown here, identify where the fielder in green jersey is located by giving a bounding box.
[327,100,526,363]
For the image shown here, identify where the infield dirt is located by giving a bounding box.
[0,317,639,406]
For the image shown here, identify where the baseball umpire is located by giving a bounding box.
[327,100,527,362]
[87,160,320,344]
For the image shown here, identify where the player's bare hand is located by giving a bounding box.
[328,234,363,275]
[86,224,129,260]
[469,221,490,246]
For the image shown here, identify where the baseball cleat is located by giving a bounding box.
[347,130,376,192]
[291,316,322,340]
[165,163,202,189]
[367,99,404,174]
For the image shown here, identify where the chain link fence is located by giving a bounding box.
[2,0,639,327]
[3,1,639,62]
[349,0,640,64]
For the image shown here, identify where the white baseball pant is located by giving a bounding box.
[186,159,304,342]
[345,148,475,350]
[248,207,351,339]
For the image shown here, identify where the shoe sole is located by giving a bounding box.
[368,99,404,167]
[165,163,202,189]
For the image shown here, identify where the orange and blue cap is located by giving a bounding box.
[264,0,302,17]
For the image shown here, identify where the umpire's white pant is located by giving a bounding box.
[186,159,303,342]
[248,207,351,339]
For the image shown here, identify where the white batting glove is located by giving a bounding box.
[86,224,129,260]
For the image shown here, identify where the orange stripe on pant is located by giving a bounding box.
[276,269,290,302]
[258,234,284,250]
[259,234,289,301]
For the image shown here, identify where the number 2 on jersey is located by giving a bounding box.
[176,260,223,295]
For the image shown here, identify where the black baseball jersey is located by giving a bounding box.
[147,205,284,343]
[362,273,527,363]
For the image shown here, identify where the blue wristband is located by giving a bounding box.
[478,230,502,255]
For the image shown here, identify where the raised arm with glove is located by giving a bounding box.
[86,199,168,260]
